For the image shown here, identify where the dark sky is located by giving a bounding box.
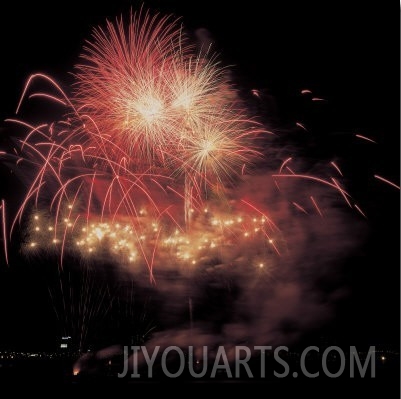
[0,1,399,351]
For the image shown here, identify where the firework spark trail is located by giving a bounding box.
[16,73,79,115]
[286,166,296,174]
[47,285,62,330]
[62,266,91,351]
[312,97,326,102]
[279,157,292,174]
[355,134,377,144]
[240,199,280,232]
[6,92,177,274]
[331,177,352,208]
[28,93,68,106]
[57,266,68,339]
[292,201,308,214]
[1,200,8,265]
[4,120,72,228]
[354,204,367,219]
[78,273,112,352]
[374,174,400,190]
[59,187,82,269]
[296,122,307,131]
[149,227,162,284]
[272,174,352,200]
[310,196,323,217]
[330,161,343,177]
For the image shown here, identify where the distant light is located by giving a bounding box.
[381,356,386,361]
[259,263,264,268]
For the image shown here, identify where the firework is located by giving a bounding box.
[2,6,398,284]
[0,10,399,377]
[0,8,268,285]
[73,10,236,165]
[374,174,400,190]
[0,6,398,374]
[73,10,263,225]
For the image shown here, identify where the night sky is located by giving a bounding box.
[0,0,399,357]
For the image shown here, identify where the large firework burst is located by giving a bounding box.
[1,8,268,282]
